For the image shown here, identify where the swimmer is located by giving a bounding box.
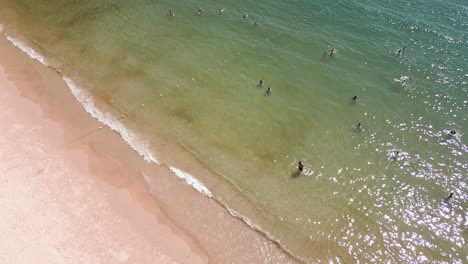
[393,151,400,161]
[258,79,264,86]
[266,87,272,94]
[298,161,304,172]
[396,46,406,55]
[356,123,362,131]
[447,192,454,200]
[218,8,225,13]
[401,79,406,86]
[329,47,337,56]
[447,130,457,139]
[254,21,259,26]
[243,13,248,19]
[352,95,358,102]
[168,10,175,16]
[197,8,204,14]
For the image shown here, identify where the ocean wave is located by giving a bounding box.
[62,77,160,165]
[2,29,160,165]
[169,166,212,197]
[5,35,48,66]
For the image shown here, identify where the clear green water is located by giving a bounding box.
[1,0,466,262]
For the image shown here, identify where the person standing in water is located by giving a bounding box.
[258,79,264,86]
[266,87,272,94]
[298,161,304,172]
[168,10,175,16]
[352,95,358,102]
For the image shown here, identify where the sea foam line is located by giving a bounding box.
[3,31,159,165]
[63,77,160,165]
[5,35,48,66]
[169,167,212,197]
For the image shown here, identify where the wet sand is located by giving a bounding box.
[0,33,295,263]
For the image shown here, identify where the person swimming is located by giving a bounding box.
[254,21,259,26]
[352,95,358,102]
[393,151,400,161]
[168,10,175,16]
[298,161,304,172]
[243,13,248,19]
[356,123,362,131]
[329,47,337,56]
[258,79,264,86]
[266,87,272,94]
[218,8,225,13]
[396,46,406,55]
[447,130,457,139]
[197,8,204,14]
[447,192,454,201]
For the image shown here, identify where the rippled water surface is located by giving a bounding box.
[0,0,466,262]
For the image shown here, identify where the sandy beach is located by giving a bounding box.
[0,33,294,263]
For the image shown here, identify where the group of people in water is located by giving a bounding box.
[257,80,272,94]
[168,8,260,25]
[166,8,457,201]
[323,47,337,58]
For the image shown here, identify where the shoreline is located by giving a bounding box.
[0,26,295,263]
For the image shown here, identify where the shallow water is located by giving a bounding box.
[0,0,466,262]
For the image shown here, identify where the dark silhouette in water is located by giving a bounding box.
[266,87,272,94]
[258,79,264,87]
[396,46,406,55]
[352,95,358,102]
[393,151,400,161]
[298,161,304,172]
[447,130,457,139]
[356,123,362,131]
[168,10,175,16]
[447,192,454,200]
[443,192,454,203]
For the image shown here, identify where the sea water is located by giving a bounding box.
[0,0,466,262]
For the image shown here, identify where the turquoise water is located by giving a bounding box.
[0,0,466,262]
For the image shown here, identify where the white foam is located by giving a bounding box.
[5,35,48,66]
[169,167,212,198]
[3,30,160,164]
[63,77,160,165]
